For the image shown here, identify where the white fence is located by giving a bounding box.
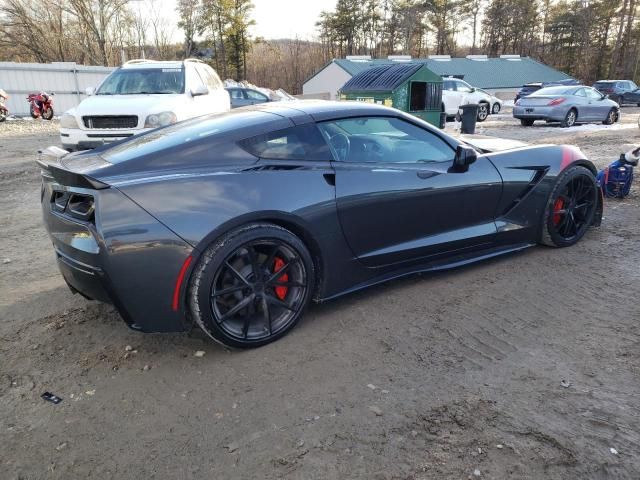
[0,62,115,117]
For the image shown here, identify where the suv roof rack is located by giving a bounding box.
[124,59,157,65]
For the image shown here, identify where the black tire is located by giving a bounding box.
[492,102,501,114]
[540,165,598,248]
[188,223,315,348]
[0,109,6,122]
[42,107,54,120]
[561,108,577,128]
[603,108,617,125]
[520,119,534,127]
[29,104,37,119]
[477,102,489,122]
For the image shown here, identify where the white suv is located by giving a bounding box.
[59,59,230,151]
[442,77,493,122]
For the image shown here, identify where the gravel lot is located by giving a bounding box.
[1,111,640,479]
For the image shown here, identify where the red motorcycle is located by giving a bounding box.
[0,88,8,122]
[27,92,54,120]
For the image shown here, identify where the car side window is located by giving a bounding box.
[239,124,331,161]
[246,90,268,101]
[444,80,455,91]
[197,65,223,91]
[317,116,454,164]
[586,88,602,100]
[187,65,207,91]
[229,89,245,99]
[455,81,472,93]
[630,81,638,90]
[574,88,586,97]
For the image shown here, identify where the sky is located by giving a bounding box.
[250,0,336,40]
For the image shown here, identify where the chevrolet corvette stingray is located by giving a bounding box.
[38,101,603,348]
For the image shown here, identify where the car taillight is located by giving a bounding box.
[548,98,566,106]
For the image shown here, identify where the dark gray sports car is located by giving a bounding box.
[38,101,603,348]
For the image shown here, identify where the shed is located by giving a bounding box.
[339,63,442,126]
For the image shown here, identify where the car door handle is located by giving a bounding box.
[417,170,439,179]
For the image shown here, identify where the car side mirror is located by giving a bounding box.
[85,87,95,96]
[470,87,476,92]
[453,145,477,172]
[191,84,209,97]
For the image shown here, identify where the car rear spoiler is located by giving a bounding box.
[36,146,110,190]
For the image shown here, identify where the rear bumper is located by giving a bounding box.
[513,105,566,121]
[41,180,195,333]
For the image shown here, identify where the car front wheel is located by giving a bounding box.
[539,165,598,248]
[189,223,315,348]
[561,109,577,128]
[492,102,501,114]
[603,108,617,125]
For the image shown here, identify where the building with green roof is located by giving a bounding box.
[302,55,573,101]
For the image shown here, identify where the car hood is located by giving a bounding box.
[461,135,529,153]
[74,94,184,116]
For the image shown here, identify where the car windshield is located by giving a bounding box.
[530,86,577,96]
[96,68,185,95]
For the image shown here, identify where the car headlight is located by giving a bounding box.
[60,113,79,129]
[144,111,177,128]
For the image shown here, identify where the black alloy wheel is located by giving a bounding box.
[541,166,598,247]
[189,223,314,348]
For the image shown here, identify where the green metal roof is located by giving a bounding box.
[331,57,572,89]
[341,63,423,93]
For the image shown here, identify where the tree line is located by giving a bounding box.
[315,0,640,85]
[1,0,639,92]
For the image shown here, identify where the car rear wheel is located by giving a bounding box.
[520,119,534,127]
[561,109,577,128]
[603,108,617,125]
[492,102,501,114]
[477,103,489,122]
[540,165,598,248]
[189,223,315,348]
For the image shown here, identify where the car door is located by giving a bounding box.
[442,80,460,115]
[572,88,592,119]
[318,115,503,268]
[585,87,609,120]
[196,65,229,113]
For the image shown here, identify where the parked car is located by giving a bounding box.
[442,77,492,121]
[513,85,619,127]
[59,58,230,151]
[226,87,272,108]
[593,80,640,106]
[38,101,602,348]
[515,83,542,102]
[477,88,503,114]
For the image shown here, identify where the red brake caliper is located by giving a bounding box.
[273,257,289,300]
[552,198,564,226]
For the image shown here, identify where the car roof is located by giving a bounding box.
[245,100,401,122]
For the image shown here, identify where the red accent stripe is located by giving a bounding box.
[172,256,193,312]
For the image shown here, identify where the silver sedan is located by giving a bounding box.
[513,86,619,127]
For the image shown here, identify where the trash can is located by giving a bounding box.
[439,112,447,129]
[460,104,479,134]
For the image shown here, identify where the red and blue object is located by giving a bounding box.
[597,155,635,198]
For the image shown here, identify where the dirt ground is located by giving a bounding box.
[1,110,640,479]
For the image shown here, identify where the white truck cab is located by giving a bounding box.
[59,59,230,151]
[441,77,493,122]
